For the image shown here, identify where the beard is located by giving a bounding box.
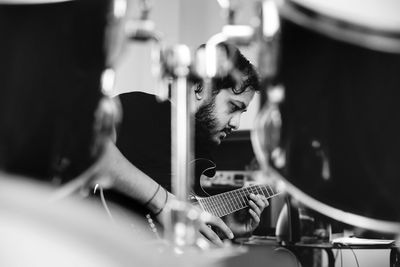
[194,98,219,157]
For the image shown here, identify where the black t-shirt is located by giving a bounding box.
[116,92,173,191]
[112,92,216,214]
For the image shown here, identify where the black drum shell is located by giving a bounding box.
[0,0,109,180]
[276,18,400,223]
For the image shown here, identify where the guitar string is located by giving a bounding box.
[214,185,276,217]
[201,186,268,215]
[210,185,267,215]
[212,187,256,217]
[200,185,277,217]
[215,195,226,217]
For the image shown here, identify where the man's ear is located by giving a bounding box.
[193,83,213,103]
[193,83,214,111]
[195,91,202,100]
[193,84,204,103]
[193,84,207,112]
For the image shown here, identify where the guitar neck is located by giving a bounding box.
[197,184,278,217]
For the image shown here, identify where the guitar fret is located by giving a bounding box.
[215,195,225,217]
[238,190,246,206]
[224,195,232,214]
[225,191,235,214]
[249,187,255,196]
[234,191,243,209]
[212,199,222,217]
[215,195,225,216]
[211,194,225,217]
[222,192,230,214]
[207,198,218,216]
[263,185,270,196]
[262,185,270,197]
[221,193,234,217]
[239,191,246,207]
[223,193,233,216]
[259,187,265,196]
[237,189,246,206]
[267,185,274,196]
[253,187,260,195]
[229,191,239,210]
[230,191,239,213]
[203,198,213,214]
[209,197,220,216]
[241,188,250,201]
[234,190,245,208]
[197,184,279,218]
[250,187,258,195]
[245,187,251,199]
[199,198,209,213]
[270,185,276,196]
[256,186,263,195]
[222,195,231,215]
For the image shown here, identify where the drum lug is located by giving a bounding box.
[310,140,331,181]
[265,85,285,169]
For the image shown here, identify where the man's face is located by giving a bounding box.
[195,87,255,146]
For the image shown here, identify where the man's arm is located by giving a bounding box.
[97,139,234,246]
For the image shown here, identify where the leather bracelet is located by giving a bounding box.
[144,184,161,207]
[153,188,168,217]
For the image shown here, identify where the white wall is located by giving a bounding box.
[113,0,181,96]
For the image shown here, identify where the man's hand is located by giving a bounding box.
[198,211,234,246]
[224,193,269,236]
[156,198,234,247]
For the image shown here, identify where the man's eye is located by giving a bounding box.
[230,103,239,112]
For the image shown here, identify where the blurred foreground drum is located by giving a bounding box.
[0,174,190,267]
[255,0,400,233]
[0,0,121,180]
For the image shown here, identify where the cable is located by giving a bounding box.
[50,157,102,202]
[342,243,360,267]
[349,247,360,267]
[340,245,343,267]
[334,247,340,261]
[94,183,115,223]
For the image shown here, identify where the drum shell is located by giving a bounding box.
[276,18,400,223]
[0,0,109,180]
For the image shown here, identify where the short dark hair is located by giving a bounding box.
[195,42,260,96]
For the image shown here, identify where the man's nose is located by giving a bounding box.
[228,113,241,130]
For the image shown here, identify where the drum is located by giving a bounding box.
[254,0,400,233]
[0,0,121,181]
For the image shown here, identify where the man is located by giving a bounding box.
[99,42,268,245]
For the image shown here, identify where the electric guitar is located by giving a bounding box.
[93,158,280,237]
[190,158,280,218]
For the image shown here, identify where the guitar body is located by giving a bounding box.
[192,158,217,197]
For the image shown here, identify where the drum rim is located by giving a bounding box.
[277,0,400,54]
[0,0,73,4]
[251,105,400,235]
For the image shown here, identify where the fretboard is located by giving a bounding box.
[197,184,278,217]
